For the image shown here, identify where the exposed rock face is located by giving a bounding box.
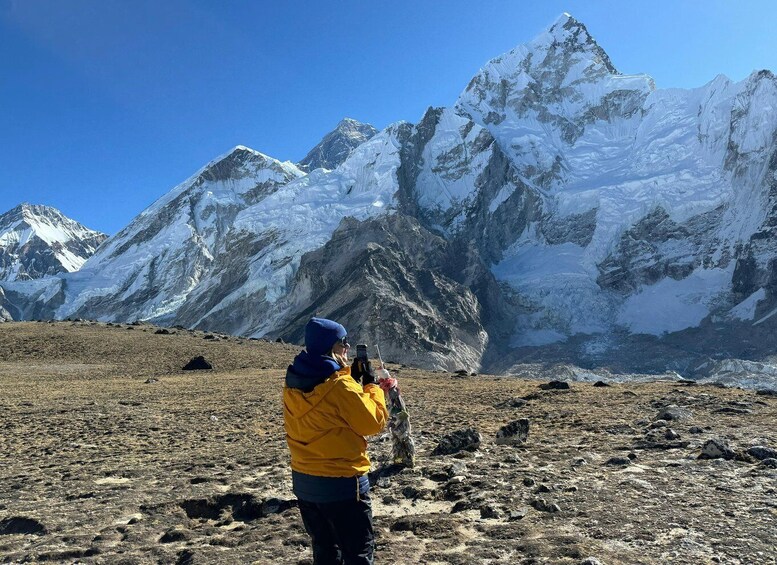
[298,117,378,171]
[0,287,12,321]
[273,215,491,371]
[0,203,106,281]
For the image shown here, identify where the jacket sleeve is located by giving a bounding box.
[336,379,389,437]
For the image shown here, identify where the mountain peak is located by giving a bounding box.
[0,203,107,281]
[195,145,302,185]
[532,12,617,74]
[335,117,372,131]
[456,13,653,148]
[3,202,66,223]
[299,118,378,172]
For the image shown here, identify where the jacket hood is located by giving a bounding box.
[305,317,347,356]
[285,350,342,391]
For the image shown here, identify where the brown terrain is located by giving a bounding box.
[0,321,776,564]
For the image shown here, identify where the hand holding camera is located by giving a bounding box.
[351,344,377,386]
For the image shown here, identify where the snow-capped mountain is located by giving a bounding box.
[0,203,107,281]
[3,13,777,378]
[298,118,378,171]
[44,146,305,324]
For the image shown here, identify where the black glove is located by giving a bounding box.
[350,358,376,386]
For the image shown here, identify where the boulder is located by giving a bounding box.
[495,418,529,445]
[183,356,213,371]
[432,428,482,456]
[540,380,570,390]
[699,438,735,460]
[654,405,692,422]
[747,446,777,461]
[0,517,47,535]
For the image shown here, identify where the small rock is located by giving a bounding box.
[756,389,777,397]
[535,484,552,493]
[451,500,477,513]
[454,369,469,376]
[760,458,777,468]
[748,446,777,460]
[275,337,284,343]
[593,381,610,387]
[627,452,638,460]
[503,398,528,408]
[655,405,692,422]
[428,469,449,482]
[540,380,570,390]
[495,418,529,445]
[432,428,482,456]
[580,559,603,565]
[522,477,536,487]
[688,426,704,434]
[479,504,501,519]
[144,378,159,384]
[160,528,191,543]
[530,498,560,513]
[508,508,527,521]
[176,549,195,565]
[183,356,213,371]
[699,438,735,460]
[649,420,668,429]
[605,456,631,466]
[664,429,680,440]
[401,485,421,499]
[154,328,172,335]
[448,462,467,477]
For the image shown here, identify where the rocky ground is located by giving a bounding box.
[0,321,776,564]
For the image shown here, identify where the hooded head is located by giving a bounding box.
[304,317,347,356]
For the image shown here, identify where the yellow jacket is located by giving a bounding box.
[283,366,388,477]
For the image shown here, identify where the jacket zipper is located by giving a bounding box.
[356,477,360,501]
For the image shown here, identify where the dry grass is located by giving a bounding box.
[0,322,775,564]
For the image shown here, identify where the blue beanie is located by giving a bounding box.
[304,317,347,356]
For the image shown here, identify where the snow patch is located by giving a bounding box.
[617,266,734,335]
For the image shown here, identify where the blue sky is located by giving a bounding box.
[2,0,776,234]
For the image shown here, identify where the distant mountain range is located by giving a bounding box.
[3,13,777,377]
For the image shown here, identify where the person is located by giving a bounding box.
[283,317,388,565]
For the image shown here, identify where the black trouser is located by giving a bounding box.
[297,492,374,565]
